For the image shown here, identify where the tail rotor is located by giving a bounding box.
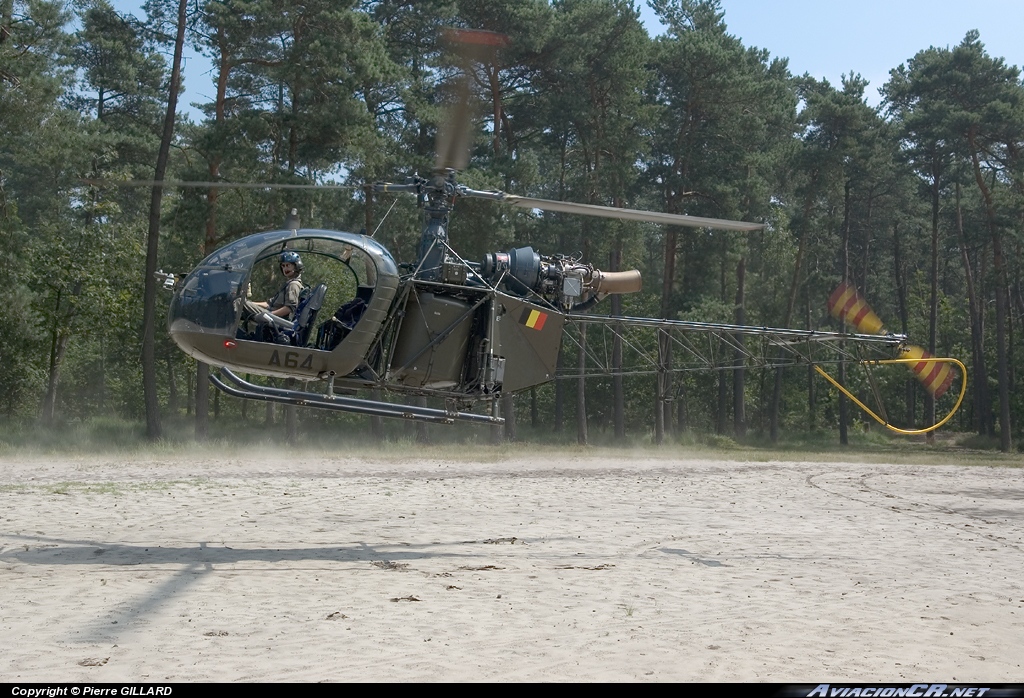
[827,281,956,399]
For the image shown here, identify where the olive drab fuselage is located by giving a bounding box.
[168,228,564,402]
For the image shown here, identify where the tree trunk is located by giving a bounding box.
[657,226,678,444]
[502,393,516,442]
[489,62,502,156]
[371,388,385,440]
[364,186,374,236]
[994,277,1011,451]
[554,348,564,433]
[892,223,916,427]
[416,396,429,444]
[954,184,987,435]
[41,285,69,424]
[577,323,588,445]
[676,379,687,433]
[490,396,502,444]
[770,175,816,441]
[196,28,233,442]
[284,379,297,445]
[142,0,188,440]
[240,375,249,422]
[926,169,941,444]
[610,246,625,440]
[167,355,178,414]
[838,181,851,446]
[715,259,728,435]
[195,362,209,441]
[655,331,669,443]
[969,132,1012,451]
[716,371,728,435]
[42,329,69,424]
[733,257,746,439]
[806,293,816,432]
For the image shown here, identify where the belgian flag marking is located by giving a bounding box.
[520,307,548,331]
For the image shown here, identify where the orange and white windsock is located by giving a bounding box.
[827,281,885,334]
[826,281,956,399]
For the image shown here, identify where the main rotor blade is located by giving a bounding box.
[500,195,765,231]
[82,179,355,191]
[434,29,508,173]
[434,73,473,173]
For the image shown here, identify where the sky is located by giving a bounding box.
[640,0,1024,104]
[111,0,1024,117]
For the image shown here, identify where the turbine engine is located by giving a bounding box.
[480,246,641,311]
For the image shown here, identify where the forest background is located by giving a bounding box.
[3,0,1023,451]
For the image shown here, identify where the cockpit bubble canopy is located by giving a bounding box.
[169,229,396,338]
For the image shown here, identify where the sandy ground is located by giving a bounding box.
[0,450,1022,682]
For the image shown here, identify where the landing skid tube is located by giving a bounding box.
[210,368,502,425]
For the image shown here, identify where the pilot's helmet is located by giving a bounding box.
[280,250,303,272]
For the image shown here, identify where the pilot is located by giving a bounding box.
[241,251,305,338]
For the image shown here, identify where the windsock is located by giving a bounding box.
[827,281,956,399]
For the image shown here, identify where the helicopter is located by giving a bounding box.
[160,30,965,432]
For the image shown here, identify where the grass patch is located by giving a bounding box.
[955,432,1008,451]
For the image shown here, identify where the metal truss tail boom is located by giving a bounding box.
[557,314,907,379]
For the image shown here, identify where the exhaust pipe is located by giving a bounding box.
[590,269,642,295]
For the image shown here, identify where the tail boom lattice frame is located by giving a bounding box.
[554,314,964,434]
[556,314,907,379]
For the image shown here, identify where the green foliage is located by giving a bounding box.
[4,0,1024,450]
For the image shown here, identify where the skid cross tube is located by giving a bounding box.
[211,368,502,425]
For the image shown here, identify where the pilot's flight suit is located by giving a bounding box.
[266,275,304,320]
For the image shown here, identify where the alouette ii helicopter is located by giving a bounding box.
[161,30,965,433]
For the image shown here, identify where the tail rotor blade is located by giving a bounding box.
[827,281,957,399]
[903,345,957,399]
[827,281,885,334]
